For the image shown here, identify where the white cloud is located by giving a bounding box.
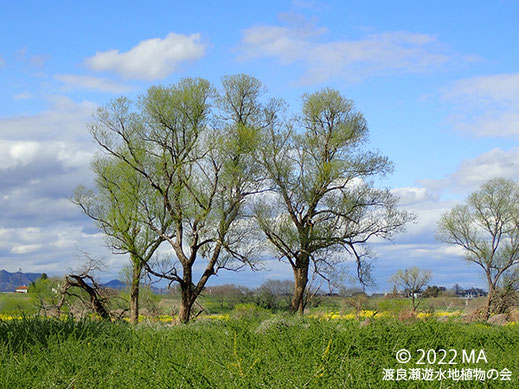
[391,186,438,206]
[0,56,5,67]
[442,73,519,138]
[445,74,519,103]
[0,139,95,172]
[239,18,465,84]
[0,224,117,277]
[84,32,206,80]
[10,244,43,254]
[0,97,125,279]
[0,141,40,169]
[376,242,465,260]
[54,74,134,93]
[0,96,97,142]
[420,147,519,192]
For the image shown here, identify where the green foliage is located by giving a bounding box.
[0,294,38,315]
[28,276,60,296]
[230,303,270,321]
[255,86,415,313]
[116,285,161,314]
[438,178,519,317]
[376,298,410,316]
[0,317,518,387]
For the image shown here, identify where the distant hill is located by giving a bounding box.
[100,279,167,294]
[0,271,167,294]
[102,279,126,290]
[0,270,42,292]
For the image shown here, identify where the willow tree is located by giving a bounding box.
[437,177,519,319]
[73,147,168,324]
[255,88,414,313]
[89,75,270,322]
[390,267,432,311]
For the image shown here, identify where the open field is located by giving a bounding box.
[2,291,519,387]
[1,314,518,388]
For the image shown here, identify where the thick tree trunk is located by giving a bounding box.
[291,265,309,315]
[179,289,194,323]
[484,277,494,320]
[129,261,143,325]
[178,266,194,323]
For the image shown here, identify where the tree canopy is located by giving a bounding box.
[437,177,519,318]
[255,87,415,313]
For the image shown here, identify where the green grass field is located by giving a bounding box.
[1,314,518,388]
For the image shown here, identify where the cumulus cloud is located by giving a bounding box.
[238,17,465,84]
[442,73,519,138]
[0,224,115,275]
[0,141,40,169]
[0,97,111,276]
[444,73,519,103]
[10,244,43,254]
[84,32,206,80]
[0,96,97,142]
[54,74,134,93]
[419,147,519,192]
[391,186,438,206]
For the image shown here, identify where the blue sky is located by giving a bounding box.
[1,0,519,292]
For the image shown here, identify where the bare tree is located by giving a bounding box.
[56,256,112,319]
[255,88,415,314]
[437,178,519,318]
[390,267,432,311]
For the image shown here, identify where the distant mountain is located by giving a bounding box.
[102,279,126,290]
[0,270,42,292]
[100,279,167,294]
[0,271,167,294]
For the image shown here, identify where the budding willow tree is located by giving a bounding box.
[88,75,272,323]
[73,147,168,324]
[437,177,519,319]
[255,88,414,313]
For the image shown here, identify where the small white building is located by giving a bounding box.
[15,286,28,293]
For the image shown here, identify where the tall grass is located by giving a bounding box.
[0,316,518,388]
[0,294,38,316]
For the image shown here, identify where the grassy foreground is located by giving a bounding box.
[0,315,518,388]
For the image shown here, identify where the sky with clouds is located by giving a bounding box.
[1,0,518,292]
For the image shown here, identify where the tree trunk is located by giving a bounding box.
[291,265,309,314]
[65,275,110,320]
[178,266,194,323]
[179,288,194,323]
[484,277,494,320]
[129,261,143,325]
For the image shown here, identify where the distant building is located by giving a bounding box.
[456,287,487,299]
[15,286,28,293]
